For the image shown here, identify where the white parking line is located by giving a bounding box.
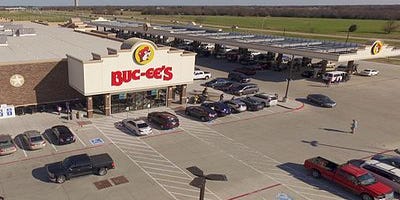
[142,166,186,174]
[149,172,192,180]
[164,184,199,193]
[156,178,191,185]
[74,133,86,147]
[170,192,198,199]
[132,155,172,163]
[44,131,57,152]
[127,151,162,158]
[135,160,176,168]
[17,137,27,157]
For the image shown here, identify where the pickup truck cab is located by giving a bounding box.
[194,70,211,80]
[46,153,115,183]
[304,157,394,200]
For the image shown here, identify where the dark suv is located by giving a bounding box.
[185,106,218,122]
[228,72,251,83]
[227,83,259,96]
[147,112,179,130]
[51,125,76,145]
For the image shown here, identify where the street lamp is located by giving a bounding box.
[283,54,295,102]
[187,166,227,200]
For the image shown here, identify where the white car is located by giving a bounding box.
[122,119,152,136]
[359,69,379,76]
[193,70,211,80]
[252,93,278,107]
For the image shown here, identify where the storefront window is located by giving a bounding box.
[111,88,166,114]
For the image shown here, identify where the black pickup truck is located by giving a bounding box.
[46,153,115,183]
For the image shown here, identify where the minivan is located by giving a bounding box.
[322,71,347,83]
[228,83,259,96]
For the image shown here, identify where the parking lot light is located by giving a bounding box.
[283,55,295,103]
[187,166,227,200]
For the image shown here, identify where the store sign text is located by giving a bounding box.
[112,65,173,86]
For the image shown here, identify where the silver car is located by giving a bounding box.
[223,99,247,113]
[22,130,46,150]
[0,134,17,156]
[252,93,278,107]
[122,119,152,136]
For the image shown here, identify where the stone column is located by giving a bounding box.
[87,96,93,118]
[179,84,187,104]
[104,94,111,116]
[166,86,174,107]
[347,60,355,74]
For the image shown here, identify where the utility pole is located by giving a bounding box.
[187,166,227,200]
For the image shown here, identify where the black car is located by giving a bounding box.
[228,72,251,83]
[185,106,218,122]
[372,154,400,168]
[239,97,264,111]
[147,111,179,130]
[51,125,76,145]
[201,102,231,117]
[301,70,315,78]
[307,94,336,108]
[204,78,231,88]
[46,153,115,183]
[214,82,238,91]
[227,83,259,96]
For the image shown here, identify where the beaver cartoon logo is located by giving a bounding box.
[371,41,383,55]
[134,44,154,65]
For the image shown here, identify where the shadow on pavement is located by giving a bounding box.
[320,128,350,134]
[32,167,51,183]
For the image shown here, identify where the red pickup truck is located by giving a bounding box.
[304,157,394,200]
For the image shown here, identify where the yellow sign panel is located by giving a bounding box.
[134,44,154,65]
[371,41,383,55]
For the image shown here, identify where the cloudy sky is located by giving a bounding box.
[1,0,399,6]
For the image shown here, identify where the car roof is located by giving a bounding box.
[364,160,400,175]
[25,130,41,137]
[341,164,368,177]
[0,134,12,141]
[325,71,347,75]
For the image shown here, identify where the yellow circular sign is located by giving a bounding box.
[134,44,154,65]
[371,41,383,55]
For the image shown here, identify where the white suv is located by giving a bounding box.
[360,160,400,193]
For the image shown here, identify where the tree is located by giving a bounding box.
[384,20,399,34]
[346,24,357,43]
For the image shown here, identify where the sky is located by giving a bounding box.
[1,0,399,6]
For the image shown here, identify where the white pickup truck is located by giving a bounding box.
[193,69,212,80]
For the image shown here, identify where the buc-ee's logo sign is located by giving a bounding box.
[134,44,154,65]
[111,44,173,86]
[371,41,383,55]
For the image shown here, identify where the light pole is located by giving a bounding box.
[187,166,227,200]
[283,55,295,103]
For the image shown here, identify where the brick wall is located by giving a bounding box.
[0,60,84,106]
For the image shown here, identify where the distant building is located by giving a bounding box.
[5,7,26,11]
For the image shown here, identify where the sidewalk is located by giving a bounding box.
[277,98,304,110]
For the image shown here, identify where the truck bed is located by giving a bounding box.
[90,153,114,168]
[305,156,339,172]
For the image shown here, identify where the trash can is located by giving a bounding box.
[76,111,80,119]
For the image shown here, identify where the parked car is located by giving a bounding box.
[301,70,315,78]
[239,97,264,111]
[372,154,400,169]
[304,156,394,200]
[193,69,211,80]
[307,94,336,108]
[214,82,238,91]
[46,153,115,184]
[51,125,76,145]
[239,58,257,66]
[201,102,231,117]
[0,134,17,156]
[185,106,218,122]
[204,78,231,88]
[22,130,46,150]
[359,69,379,76]
[227,83,259,96]
[122,118,152,136]
[233,67,257,76]
[223,99,247,113]
[359,160,400,193]
[147,112,180,130]
[228,72,251,83]
[252,93,279,107]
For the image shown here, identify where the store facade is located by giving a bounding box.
[67,38,195,118]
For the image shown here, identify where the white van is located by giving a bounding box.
[322,71,347,83]
[361,160,400,193]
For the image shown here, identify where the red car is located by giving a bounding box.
[233,67,256,76]
[304,157,394,200]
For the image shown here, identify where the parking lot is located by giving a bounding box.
[1,56,400,200]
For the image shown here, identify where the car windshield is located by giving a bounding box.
[0,140,10,145]
[358,173,377,186]
[30,136,43,142]
[62,158,73,169]
[137,123,148,128]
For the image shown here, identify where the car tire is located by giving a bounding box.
[98,167,108,176]
[361,193,373,200]
[311,169,321,179]
[201,116,206,122]
[205,76,210,80]
[56,175,66,184]
[262,102,266,107]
